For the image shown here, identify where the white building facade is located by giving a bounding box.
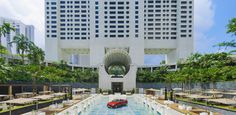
[0,17,35,54]
[45,0,194,91]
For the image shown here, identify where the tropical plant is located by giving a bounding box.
[0,64,12,83]
[10,34,31,63]
[0,23,15,45]
[213,40,236,52]
[214,18,236,53]
[27,43,45,64]
[227,18,236,36]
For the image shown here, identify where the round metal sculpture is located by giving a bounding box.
[104,49,131,75]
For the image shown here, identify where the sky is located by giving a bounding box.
[0,0,236,65]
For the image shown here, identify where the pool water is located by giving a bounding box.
[81,96,160,115]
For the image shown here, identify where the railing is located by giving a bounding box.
[57,94,100,115]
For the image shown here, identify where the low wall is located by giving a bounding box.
[68,81,236,90]
[70,83,98,88]
[0,99,64,115]
[137,81,236,90]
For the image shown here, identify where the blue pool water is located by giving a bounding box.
[81,96,160,115]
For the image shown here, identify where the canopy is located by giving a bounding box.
[104,49,131,74]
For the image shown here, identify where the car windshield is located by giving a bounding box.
[112,99,122,102]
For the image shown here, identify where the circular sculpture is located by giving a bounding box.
[104,49,131,75]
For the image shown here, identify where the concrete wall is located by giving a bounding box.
[98,64,137,91]
[137,81,236,90]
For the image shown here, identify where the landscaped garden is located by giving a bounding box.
[1,16,236,114]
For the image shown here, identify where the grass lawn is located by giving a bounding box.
[0,97,64,114]
[176,97,236,112]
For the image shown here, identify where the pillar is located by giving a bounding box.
[166,50,177,64]
[8,85,12,96]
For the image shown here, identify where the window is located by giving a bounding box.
[110,35,116,37]
[51,7,56,9]
[118,30,124,33]
[181,35,186,37]
[51,35,57,37]
[118,2,124,5]
[110,25,116,28]
[110,6,116,9]
[118,25,124,28]
[51,16,56,19]
[81,1,86,4]
[110,2,115,5]
[51,21,56,24]
[118,11,124,14]
[118,6,124,9]
[118,35,124,37]
[51,2,56,5]
[110,21,116,24]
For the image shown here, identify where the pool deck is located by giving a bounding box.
[140,94,222,115]
[156,99,221,115]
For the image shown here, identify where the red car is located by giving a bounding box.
[107,99,128,108]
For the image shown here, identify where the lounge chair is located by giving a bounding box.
[0,103,9,111]
[102,92,108,95]
[126,92,132,95]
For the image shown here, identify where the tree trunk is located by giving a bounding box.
[0,37,2,45]
[21,51,25,64]
[32,76,36,95]
[189,78,191,94]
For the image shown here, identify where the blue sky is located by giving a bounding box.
[0,0,235,65]
[146,0,236,65]
[196,0,236,53]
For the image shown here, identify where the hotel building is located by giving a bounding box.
[0,17,35,54]
[45,0,194,91]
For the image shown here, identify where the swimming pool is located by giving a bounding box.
[80,96,160,115]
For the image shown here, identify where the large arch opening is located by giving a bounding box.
[104,49,131,77]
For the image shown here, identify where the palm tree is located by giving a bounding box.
[26,43,45,94]
[10,34,31,63]
[0,23,16,45]
[27,43,45,65]
[227,18,236,36]
[214,40,236,52]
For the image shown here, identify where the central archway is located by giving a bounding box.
[104,49,131,75]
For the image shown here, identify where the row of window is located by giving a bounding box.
[47,34,192,39]
[145,5,177,8]
[144,0,179,4]
[60,37,90,40]
[60,1,89,4]
[104,34,130,38]
[104,1,132,5]
[60,5,89,9]
[144,37,177,40]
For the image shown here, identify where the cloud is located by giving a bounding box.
[0,0,216,65]
[194,0,215,53]
[0,0,45,49]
